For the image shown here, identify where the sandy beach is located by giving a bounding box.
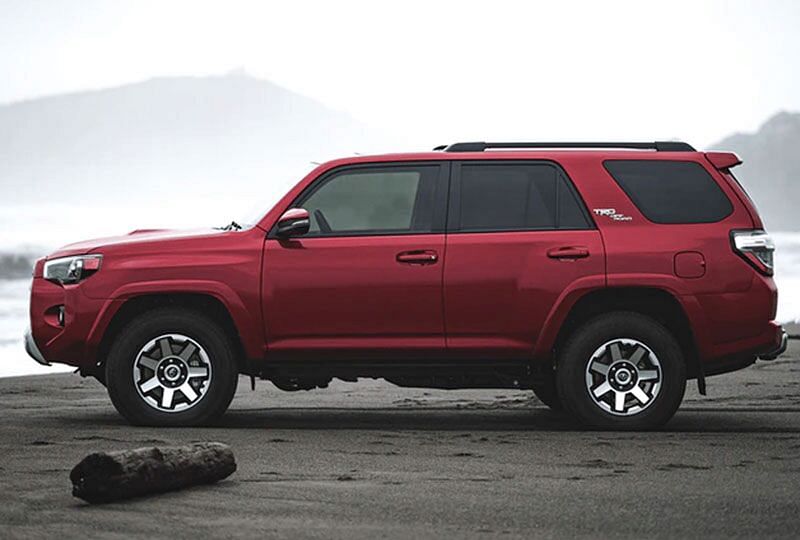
[1,343,799,539]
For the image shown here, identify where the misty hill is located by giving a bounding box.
[1,73,797,257]
[711,111,800,230]
[0,72,394,209]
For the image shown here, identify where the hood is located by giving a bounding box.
[47,228,225,258]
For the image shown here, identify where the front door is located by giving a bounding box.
[262,162,449,359]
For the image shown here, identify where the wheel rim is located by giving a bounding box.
[584,338,662,417]
[133,334,212,412]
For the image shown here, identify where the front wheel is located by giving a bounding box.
[105,307,239,426]
[556,312,686,430]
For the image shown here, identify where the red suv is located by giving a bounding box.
[25,141,786,429]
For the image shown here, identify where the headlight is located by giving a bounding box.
[43,255,103,285]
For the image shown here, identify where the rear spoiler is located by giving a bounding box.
[706,151,761,228]
[705,152,742,170]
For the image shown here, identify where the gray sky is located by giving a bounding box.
[1,0,799,148]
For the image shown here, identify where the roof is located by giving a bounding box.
[436,141,696,152]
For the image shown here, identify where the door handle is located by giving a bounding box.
[396,250,438,265]
[547,246,590,259]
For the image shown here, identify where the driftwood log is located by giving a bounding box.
[70,442,236,503]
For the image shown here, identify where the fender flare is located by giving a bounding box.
[534,276,709,362]
[85,279,264,361]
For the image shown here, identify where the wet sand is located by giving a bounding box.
[1,344,799,539]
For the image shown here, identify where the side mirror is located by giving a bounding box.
[276,208,310,237]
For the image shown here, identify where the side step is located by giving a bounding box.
[254,358,538,390]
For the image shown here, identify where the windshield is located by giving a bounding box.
[227,190,288,230]
[227,163,321,229]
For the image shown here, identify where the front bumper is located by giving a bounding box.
[28,276,117,369]
[24,328,50,366]
[758,331,788,361]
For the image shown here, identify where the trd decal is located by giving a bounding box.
[593,208,632,221]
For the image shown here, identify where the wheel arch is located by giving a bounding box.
[544,287,702,382]
[92,293,252,379]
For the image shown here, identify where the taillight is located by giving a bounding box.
[731,230,774,276]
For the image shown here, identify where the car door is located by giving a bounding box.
[444,160,605,358]
[262,162,449,359]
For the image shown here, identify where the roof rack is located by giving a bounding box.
[436,141,696,152]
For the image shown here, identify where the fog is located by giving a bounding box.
[2,1,800,376]
[4,1,800,147]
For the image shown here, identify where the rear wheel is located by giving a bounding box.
[106,307,239,426]
[556,312,686,430]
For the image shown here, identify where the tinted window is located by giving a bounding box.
[558,173,590,229]
[300,166,439,235]
[454,163,591,232]
[604,160,732,224]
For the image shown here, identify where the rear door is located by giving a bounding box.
[444,160,605,358]
[262,162,450,359]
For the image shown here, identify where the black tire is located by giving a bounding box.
[105,307,239,426]
[556,312,686,430]
[531,368,563,411]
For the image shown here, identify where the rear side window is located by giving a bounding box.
[452,163,592,232]
[604,160,732,224]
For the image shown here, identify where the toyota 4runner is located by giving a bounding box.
[25,141,787,429]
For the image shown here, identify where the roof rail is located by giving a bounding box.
[436,141,696,152]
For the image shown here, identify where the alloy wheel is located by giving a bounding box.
[133,334,212,412]
[584,338,662,416]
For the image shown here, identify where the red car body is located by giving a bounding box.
[26,144,785,426]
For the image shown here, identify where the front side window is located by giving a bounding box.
[299,165,440,236]
[452,163,591,232]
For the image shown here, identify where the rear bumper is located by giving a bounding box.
[698,321,785,377]
[24,328,50,366]
[758,330,788,360]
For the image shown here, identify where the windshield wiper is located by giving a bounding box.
[218,221,242,231]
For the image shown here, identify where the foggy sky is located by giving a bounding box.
[1,0,799,148]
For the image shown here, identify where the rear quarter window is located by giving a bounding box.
[604,160,733,224]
